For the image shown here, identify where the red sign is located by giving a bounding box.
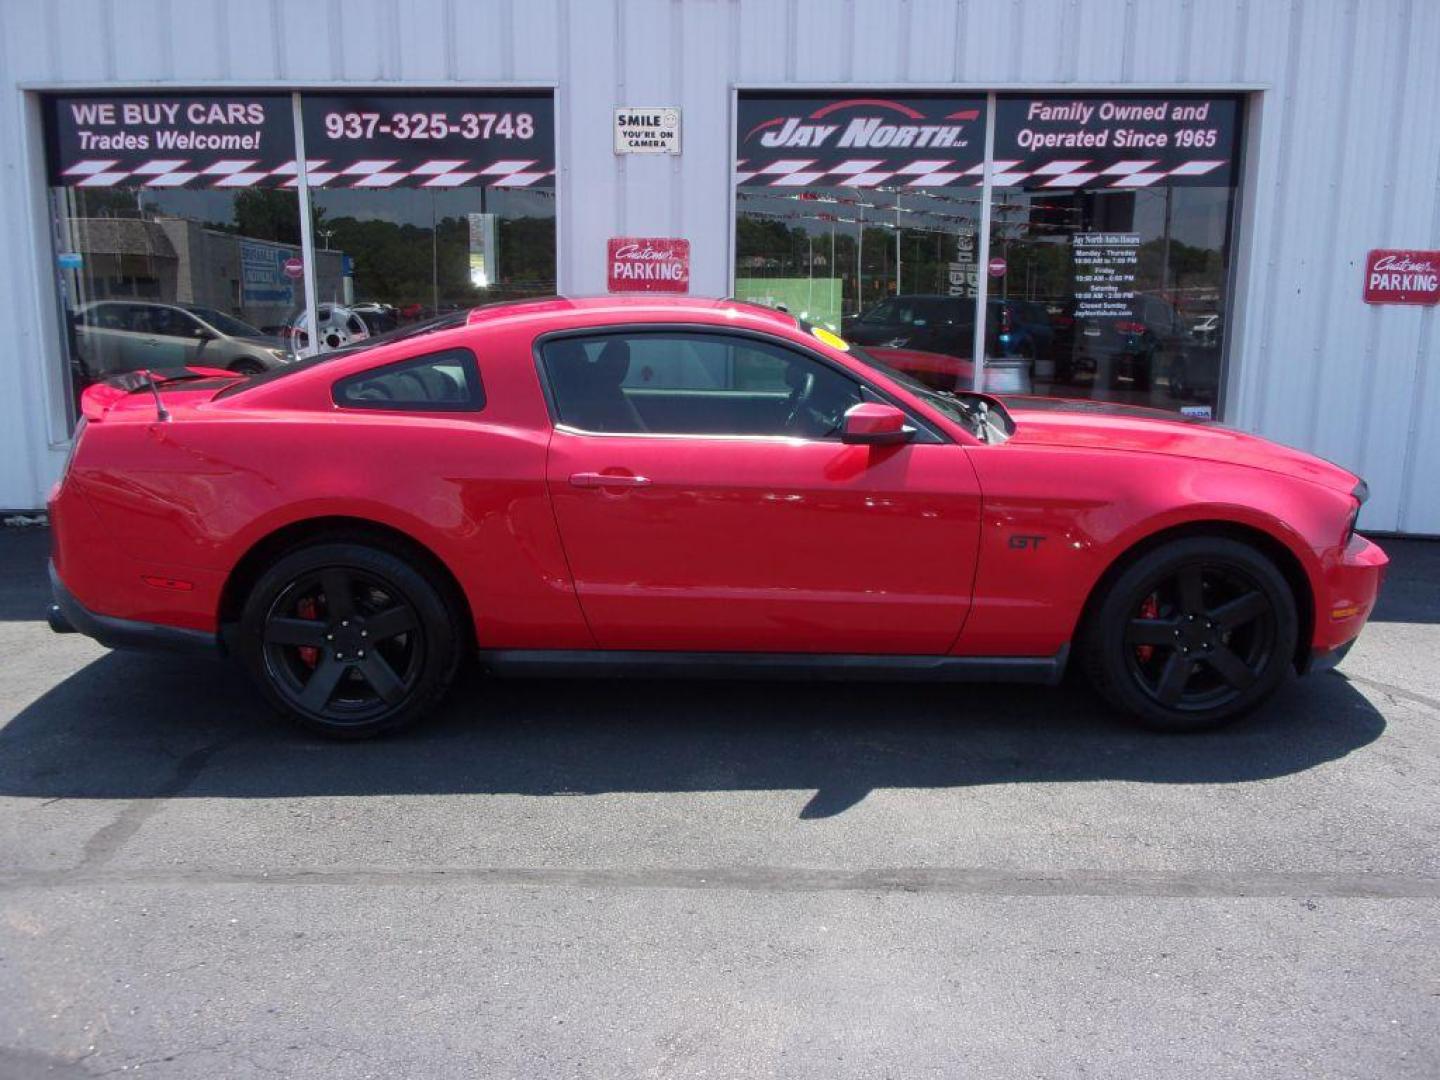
[1363,249,1440,306]
[283,257,304,279]
[607,237,690,293]
[988,256,1007,277]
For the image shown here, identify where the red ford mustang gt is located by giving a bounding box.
[47,296,1387,738]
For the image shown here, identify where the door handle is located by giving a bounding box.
[569,471,651,489]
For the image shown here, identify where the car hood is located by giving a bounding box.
[999,397,1359,493]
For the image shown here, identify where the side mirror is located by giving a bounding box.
[841,402,914,447]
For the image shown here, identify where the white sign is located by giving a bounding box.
[614,107,681,155]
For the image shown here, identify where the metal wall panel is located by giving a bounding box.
[1,0,1436,534]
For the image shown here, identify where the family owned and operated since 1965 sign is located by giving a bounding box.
[607,238,690,293]
[992,94,1241,188]
[1363,250,1440,306]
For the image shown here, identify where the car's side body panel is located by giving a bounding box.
[545,428,983,653]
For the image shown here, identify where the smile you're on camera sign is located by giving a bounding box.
[613,107,681,155]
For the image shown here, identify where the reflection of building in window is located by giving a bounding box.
[67,217,345,333]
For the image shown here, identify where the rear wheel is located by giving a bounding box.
[1082,537,1298,731]
[238,542,463,738]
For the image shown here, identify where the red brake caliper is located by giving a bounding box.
[297,597,320,669]
[1136,593,1159,664]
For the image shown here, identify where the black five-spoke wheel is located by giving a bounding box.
[262,567,423,724]
[1085,536,1298,731]
[239,540,462,737]
[1122,562,1275,712]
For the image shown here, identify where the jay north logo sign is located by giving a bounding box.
[737,94,986,187]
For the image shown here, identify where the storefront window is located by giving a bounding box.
[298,93,555,347]
[43,94,309,423]
[734,91,1244,415]
[734,94,988,392]
[42,90,557,430]
[984,93,1243,415]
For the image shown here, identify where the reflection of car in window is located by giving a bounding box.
[844,295,980,359]
[1070,292,1193,391]
[72,300,290,382]
[351,302,400,336]
[844,295,1057,378]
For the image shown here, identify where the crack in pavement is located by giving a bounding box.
[75,738,239,871]
[4,865,1439,898]
[1342,673,1440,715]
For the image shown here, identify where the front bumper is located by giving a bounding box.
[1299,534,1388,673]
[48,560,219,655]
[1301,638,1355,676]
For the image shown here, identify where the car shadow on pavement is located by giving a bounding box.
[0,650,1387,817]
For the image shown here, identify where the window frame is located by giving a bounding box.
[531,324,946,444]
[331,346,485,414]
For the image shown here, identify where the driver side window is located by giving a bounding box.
[143,306,200,338]
[541,332,862,439]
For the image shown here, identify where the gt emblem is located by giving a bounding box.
[1009,534,1046,551]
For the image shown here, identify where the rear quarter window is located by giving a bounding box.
[332,347,483,411]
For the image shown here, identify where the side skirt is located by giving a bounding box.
[480,646,1069,685]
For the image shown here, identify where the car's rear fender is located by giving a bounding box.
[59,409,595,648]
[215,513,478,653]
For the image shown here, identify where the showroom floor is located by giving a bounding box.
[1,527,1437,1079]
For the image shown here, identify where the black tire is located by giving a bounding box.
[230,358,266,375]
[238,541,463,738]
[1132,348,1153,391]
[1168,359,1189,400]
[1082,537,1298,731]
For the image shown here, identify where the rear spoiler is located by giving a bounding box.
[79,367,236,422]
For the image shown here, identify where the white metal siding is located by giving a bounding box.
[1,0,1437,533]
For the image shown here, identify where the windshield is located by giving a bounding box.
[186,306,266,338]
[215,311,470,397]
[858,298,963,327]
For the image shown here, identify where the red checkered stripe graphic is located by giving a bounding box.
[735,158,1227,188]
[59,159,554,188]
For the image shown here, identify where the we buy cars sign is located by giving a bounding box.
[1363,250,1440,306]
[607,238,690,293]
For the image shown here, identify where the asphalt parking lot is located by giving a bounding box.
[1,526,1437,1078]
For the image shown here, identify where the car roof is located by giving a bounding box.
[464,295,801,331]
[80,299,186,311]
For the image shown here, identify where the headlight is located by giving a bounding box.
[1343,479,1368,546]
[266,347,289,362]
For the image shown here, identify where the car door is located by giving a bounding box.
[540,328,983,654]
[118,304,202,371]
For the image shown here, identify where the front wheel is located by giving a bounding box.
[238,542,463,738]
[1082,537,1298,731]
